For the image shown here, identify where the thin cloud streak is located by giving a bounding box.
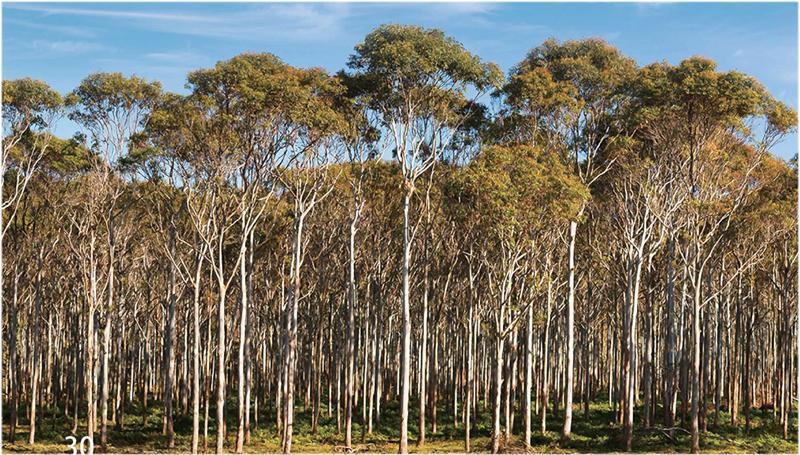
[5,18,97,38]
[6,4,213,22]
[6,3,354,42]
[32,39,110,54]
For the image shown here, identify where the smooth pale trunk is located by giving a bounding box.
[142,320,149,429]
[664,236,677,432]
[524,302,533,447]
[29,265,43,445]
[0,166,4,440]
[690,272,702,453]
[191,250,203,454]
[345,219,356,448]
[399,191,412,454]
[282,215,304,454]
[367,290,377,435]
[430,327,439,435]
[562,220,577,442]
[327,301,334,421]
[541,281,552,435]
[245,236,254,445]
[236,237,248,454]
[87,234,97,447]
[418,266,429,447]
[643,287,653,428]
[100,312,112,452]
[504,325,516,440]
[163,224,176,448]
[714,285,723,428]
[9,281,19,443]
[216,248,227,454]
[204,305,213,451]
[361,299,370,442]
[464,265,475,452]
[491,324,504,455]
[624,253,643,452]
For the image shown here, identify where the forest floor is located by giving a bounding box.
[3,398,797,453]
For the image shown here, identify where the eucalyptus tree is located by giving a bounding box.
[335,75,381,449]
[633,57,795,452]
[128,101,193,451]
[347,25,501,452]
[148,53,341,454]
[720,153,797,435]
[147,81,246,455]
[67,73,161,450]
[247,61,346,455]
[629,64,691,434]
[504,39,635,442]
[5,133,93,444]
[1,78,62,443]
[145,92,212,454]
[602,148,673,450]
[452,144,586,453]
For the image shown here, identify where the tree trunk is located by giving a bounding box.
[29,263,43,445]
[562,220,577,443]
[399,191,412,454]
[236,233,248,454]
[215,259,227,454]
[346,218,356,449]
[664,236,677,434]
[418,263,429,448]
[690,272,702,453]
[192,248,203,454]
[492,324,505,455]
[541,278,552,436]
[163,223,177,449]
[282,215,304,454]
[464,264,475,452]
[524,301,533,447]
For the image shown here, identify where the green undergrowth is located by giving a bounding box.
[3,397,796,453]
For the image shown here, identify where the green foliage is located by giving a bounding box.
[188,53,345,137]
[450,144,588,241]
[501,38,636,175]
[347,24,503,164]
[633,57,796,142]
[39,134,94,175]
[148,54,347,183]
[3,78,62,133]
[66,72,161,165]
[349,24,502,99]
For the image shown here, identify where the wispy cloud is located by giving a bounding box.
[429,3,498,16]
[32,39,109,54]
[6,3,354,42]
[636,2,669,15]
[6,4,212,23]
[171,3,353,41]
[5,18,97,38]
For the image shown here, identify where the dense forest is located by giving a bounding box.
[2,24,798,454]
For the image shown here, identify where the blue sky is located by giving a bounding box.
[3,2,798,159]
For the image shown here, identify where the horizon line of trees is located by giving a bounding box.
[2,24,798,454]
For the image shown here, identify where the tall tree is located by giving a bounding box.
[1,78,62,443]
[67,73,161,451]
[348,25,501,452]
[504,38,635,443]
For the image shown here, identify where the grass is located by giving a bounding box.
[3,396,797,453]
